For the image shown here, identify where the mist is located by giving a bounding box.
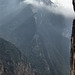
[0,0,73,38]
[0,0,25,20]
[0,0,74,20]
[22,0,73,39]
[23,0,74,18]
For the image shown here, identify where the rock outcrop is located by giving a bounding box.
[0,38,34,75]
[70,0,75,75]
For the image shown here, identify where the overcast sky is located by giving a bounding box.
[51,0,72,9]
[23,0,74,18]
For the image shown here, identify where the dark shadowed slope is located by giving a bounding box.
[0,38,34,75]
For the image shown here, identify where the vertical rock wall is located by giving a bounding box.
[71,0,75,75]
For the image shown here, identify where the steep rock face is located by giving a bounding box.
[70,1,75,75]
[0,38,34,75]
[24,34,51,75]
[71,19,75,75]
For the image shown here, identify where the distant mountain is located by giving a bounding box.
[0,38,34,75]
[0,0,71,75]
[35,0,53,5]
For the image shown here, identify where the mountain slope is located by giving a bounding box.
[0,0,70,75]
[0,38,34,75]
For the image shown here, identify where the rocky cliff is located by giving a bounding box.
[0,38,34,75]
[70,1,75,75]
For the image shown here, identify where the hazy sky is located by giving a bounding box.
[51,0,74,17]
[51,0,72,9]
[23,0,74,17]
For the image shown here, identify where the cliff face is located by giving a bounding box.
[0,0,71,75]
[71,19,75,75]
[70,1,75,75]
[0,38,34,75]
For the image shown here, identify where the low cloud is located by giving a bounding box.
[23,0,74,18]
